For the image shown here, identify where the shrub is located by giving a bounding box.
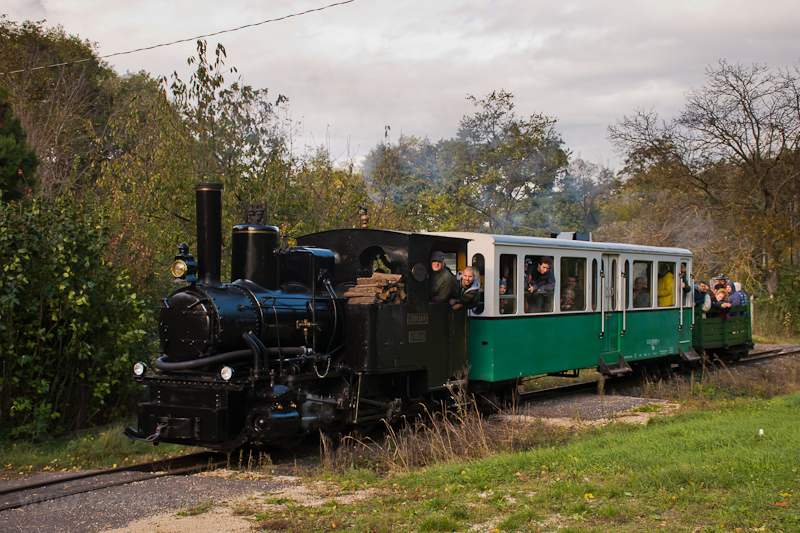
[0,196,151,438]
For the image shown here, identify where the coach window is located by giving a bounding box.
[632,261,652,308]
[560,257,586,312]
[591,259,598,311]
[498,254,516,315]
[657,261,676,307]
[524,254,555,314]
[471,254,485,315]
[680,261,691,306]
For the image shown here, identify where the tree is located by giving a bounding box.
[608,61,800,297]
[0,16,117,198]
[452,90,569,234]
[546,159,615,234]
[0,196,149,438]
[361,135,468,231]
[0,87,38,200]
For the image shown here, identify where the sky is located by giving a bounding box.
[4,0,800,170]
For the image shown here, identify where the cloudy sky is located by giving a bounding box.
[5,0,800,169]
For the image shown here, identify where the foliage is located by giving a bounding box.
[452,90,569,234]
[0,196,150,439]
[0,87,39,200]
[362,135,469,231]
[541,158,616,235]
[608,60,800,298]
[361,91,570,234]
[96,70,201,299]
[290,147,373,234]
[0,16,117,198]
[96,41,372,299]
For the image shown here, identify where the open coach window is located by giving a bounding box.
[498,254,516,314]
[524,254,555,314]
[631,261,652,308]
[560,257,586,312]
[657,261,676,307]
[471,253,485,314]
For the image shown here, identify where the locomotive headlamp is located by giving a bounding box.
[133,362,147,376]
[220,366,234,381]
[170,260,188,278]
[170,243,197,282]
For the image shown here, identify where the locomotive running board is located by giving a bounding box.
[597,355,633,376]
[678,346,702,363]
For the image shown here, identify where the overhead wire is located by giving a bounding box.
[0,0,358,76]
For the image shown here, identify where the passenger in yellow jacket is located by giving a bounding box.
[657,264,674,307]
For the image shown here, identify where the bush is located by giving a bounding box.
[0,196,151,439]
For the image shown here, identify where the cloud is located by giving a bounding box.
[5,0,800,168]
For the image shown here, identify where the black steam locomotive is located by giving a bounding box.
[124,183,475,450]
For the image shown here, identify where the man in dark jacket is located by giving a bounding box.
[525,256,555,312]
[429,251,457,303]
[450,266,481,310]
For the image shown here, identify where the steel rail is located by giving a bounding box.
[0,451,229,512]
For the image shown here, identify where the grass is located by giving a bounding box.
[176,498,215,516]
[0,421,201,478]
[261,357,800,532]
[250,393,800,532]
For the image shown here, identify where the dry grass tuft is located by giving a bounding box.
[640,357,800,404]
[320,386,570,475]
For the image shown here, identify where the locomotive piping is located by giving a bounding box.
[243,332,262,376]
[154,349,252,371]
[153,344,312,371]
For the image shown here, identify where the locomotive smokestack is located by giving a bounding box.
[195,183,223,286]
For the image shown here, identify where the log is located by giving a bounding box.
[347,296,379,305]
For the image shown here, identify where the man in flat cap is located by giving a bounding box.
[429,251,457,303]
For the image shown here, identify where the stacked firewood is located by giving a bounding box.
[343,272,406,304]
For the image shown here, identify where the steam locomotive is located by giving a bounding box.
[125,183,751,451]
[124,183,476,450]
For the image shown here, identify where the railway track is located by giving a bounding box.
[517,343,800,406]
[738,344,800,363]
[0,451,229,513]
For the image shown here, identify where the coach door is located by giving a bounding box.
[600,254,622,356]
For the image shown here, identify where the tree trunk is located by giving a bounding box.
[765,258,779,298]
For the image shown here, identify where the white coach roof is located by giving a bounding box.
[433,232,692,256]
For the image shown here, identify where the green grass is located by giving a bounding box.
[177,499,215,516]
[0,421,200,477]
[255,393,800,532]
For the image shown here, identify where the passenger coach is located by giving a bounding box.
[436,233,698,386]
